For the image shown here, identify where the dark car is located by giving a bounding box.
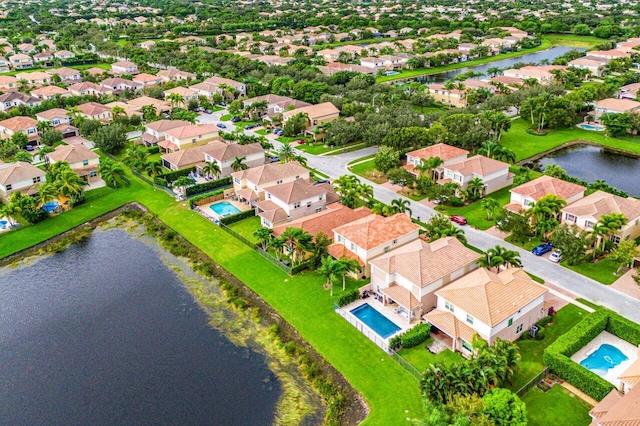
[25,145,35,151]
[314,179,330,185]
[532,243,553,256]
[205,109,212,114]
[216,123,227,129]
[244,124,255,130]
[219,101,227,107]
[231,116,241,122]
[449,215,467,225]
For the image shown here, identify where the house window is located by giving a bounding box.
[516,324,523,333]
[466,314,473,325]
[315,207,322,213]
[508,318,513,327]
[565,213,576,222]
[277,180,283,184]
[294,201,301,208]
[350,243,356,251]
[392,239,397,244]
[6,184,12,191]
[445,301,454,313]
[461,340,473,352]
[90,171,97,177]
[33,177,41,183]
[306,201,311,208]
[610,235,621,244]
[318,195,323,200]
[267,193,271,199]
[383,246,390,253]
[585,220,595,229]
[192,139,196,143]
[234,178,240,184]
[337,235,342,242]
[83,160,89,166]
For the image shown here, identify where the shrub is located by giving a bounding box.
[535,326,545,341]
[163,167,196,183]
[147,146,160,154]
[291,261,312,275]
[389,335,402,350]
[400,323,432,348]
[519,330,531,340]
[448,196,464,207]
[188,188,225,208]
[220,209,256,225]
[607,312,640,345]
[536,316,553,328]
[336,289,359,307]
[153,176,168,187]
[184,176,232,196]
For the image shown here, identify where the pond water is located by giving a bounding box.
[413,46,582,83]
[531,144,640,196]
[0,228,281,425]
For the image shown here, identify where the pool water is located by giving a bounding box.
[210,201,241,217]
[0,220,7,227]
[41,201,60,213]
[580,344,628,373]
[350,303,401,338]
[577,123,605,131]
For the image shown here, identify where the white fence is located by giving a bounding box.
[335,305,392,353]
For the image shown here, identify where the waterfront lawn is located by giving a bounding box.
[439,186,513,231]
[398,342,464,371]
[522,385,593,426]
[509,304,587,392]
[563,256,620,285]
[228,216,261,244]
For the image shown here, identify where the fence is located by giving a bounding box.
[131,169,176,197]
[391,352,422,381]
[191,193,225,206]
[334,304,392,353]
[515,367,549,398]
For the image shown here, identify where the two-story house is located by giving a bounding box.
[328,213,421,278]
[0,116,39,142]
[424,267,548,356]
[506,175,586,213]
[15,71,52,86]
[567,56,609,77]
[0,76,18,91]
[36,108,72,126]
[53,50,75,61]
[163,87,199,105]
[0,161,47,204]
[281,102,340,128]
[256,179,338,228]
[404,143,469,178]
[232,162,309,204]
[67,82,112,97]
[589,352,640,425]
[368,237,482,323]
[189,76,246,98]
[0,92,41,112]
[272,204,372,241]
[46,67,82,84]
[440,155,513,195]
[593,98,640,123]
[503,65,565,83]
[8,53,33,70]
[200,142,264,177]
[30,85,71,100]
[110,61,139,75]
[427,83,467,108]
[242,94,311,120]
[45,144,101,183]
[141,119,191,147]
[76,102,112,122]
[99,77,143,93]
[127,96,171,114]
[159,124,220,152]
[156,69,196,83]
[561,190,640,244]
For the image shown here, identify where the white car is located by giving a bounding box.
[549,251,562,263]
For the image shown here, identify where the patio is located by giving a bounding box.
[199,199,252,220]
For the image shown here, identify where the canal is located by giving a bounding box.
[0,228,284,425]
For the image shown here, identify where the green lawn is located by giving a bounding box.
[348,154,376,165]
[228,216,261,244]
[439,186,513,231]
[0,170,424,424]
[0,62,110,77]
[545,33,604,48]
[522,385,593,426]
[505,234,544,251]
[255,129,269,136]
[296,142,333,155]
[276,136,303,143]
[509,304,588,392]
[563,256,621,285]
[326,143,368,156]
[349,159,387,183]
[397,341,464,372]
[220,114,233,121]
[576,298,603,310]
[502,119,640,162]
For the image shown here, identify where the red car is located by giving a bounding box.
[296,139,306,145]
[450,215,467,225]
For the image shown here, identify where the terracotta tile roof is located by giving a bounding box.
[77,102,111,116]
[202,141,263,162]
[161,144,209,167]
[510,175,585,202]
[163,87,198,97]
[369,237,481,288]
[273,205,371,240]
[327,243,364,266]
[0,76,18,85]
[164,124,219,140]
[424,309,477,343]
[145,119,191,133]
[618,348,640,388]
[283,102,339,120]
[63,136,89,146]
[591,389,623,419]
[127,96,170,110]
[406,143,469,162]
[232,161,308,186]
[332,213,420,250]
[590,385,640,426]
[0,116,37,131]
[265,178,334,204]
[382,284,422,310]
[36,108,70,121]
[0,161,45,185]
[436,268,547,327]
[46,144,99,164]
[444,155,510,177]
[68,82,106,93]
[31,86,70,97]
[202,76,244,88]
[0,92,40,104]
[595,98,640,112]
[562,191,640,222]
[133,73,161,83]
[489,75,523,86]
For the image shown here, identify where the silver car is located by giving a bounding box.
[549,251,562,263]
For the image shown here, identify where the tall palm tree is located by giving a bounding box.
[167,93,185,109]
[595,213,628,251]
[201,161,221,179]
[37,120,52,134]
[481,198,500,220]
[478,245,522,271]
[466,177,485,200]
[268,236,284,261]
[99,158,126,188]
[54,168,85,198]
[278,142,295,162]
[141,104,157,120]
[144,160,164,177]
[487,66,502,77]
[530,194,567,222]
[318,256,342,296]
[390,198,412,216]
[111,105,126,119]
[338,256,361,290]
[0,202,21,226]
[121,145,149,172]
[231,156,247,171]
[415,156,443,180]
[253,227,273,250]
[37,182,59,206]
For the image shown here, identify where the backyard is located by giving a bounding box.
[522,385,593,426]
[397,339,464,371]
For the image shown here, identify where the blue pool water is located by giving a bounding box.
[577,123,605,131]
[209,201,241,217]
[0,220,7,227]
[580,344,628,373]
[41,201,60,213]
[350,303,401,338]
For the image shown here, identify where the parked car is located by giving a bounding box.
[216,123,226,129]
[269,155,280,163]
[532,243,553,256]
[219,101,227,107]
[205,109,212,114]
[25,145,34,151]
[195,107,204,112]
[449,215,467,225]
[231,116,241,122]
[314,179,331,185]
[244,124,254,130]
[549,251,562,263]
[296,139,305,145]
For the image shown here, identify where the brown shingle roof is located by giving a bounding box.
[510,175,585,202]
[563,191,640,222]
[332,213,420,250]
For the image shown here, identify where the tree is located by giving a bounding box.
[318,256,341,296]
[481,198,500,220]
[478,245,522,271]
[111,105,126,119]
[466,177,485,201]
[497,210,534,243]
[167,93,185,109]
[253,227,273,251]
[78,119,102,137]
[280,227,313,266]
[601,113,631,137]
[338,256,361,290]
[201,161,221,179]
[551,224,593,265]
[415,156,443,180]
[609,240,640,272]
[144,160,163,177]
[309,231,330,269]
[11,132,29,149]
[36,182,59,206]
[386,168,415,191]
[476,140,515,163]
[99,158,126,188]
[173,176,193,198]
[227,99,243,116]
[231,156,247,171]
[54,168,85,199]
[13,151,32,163]
[283,112,309,137]
[121,145,149,172]
[482,388,527,426]
[141,104,158,120]
[40,129,63,146]
[373,145,399,174]
[93,123,127,154]
[390,198,412,216]
[530,194,567,222]
[594,212,628,251]
[277,142,296,163]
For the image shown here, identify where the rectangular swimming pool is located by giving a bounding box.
[210,201,241,217]
[350,303,401,339]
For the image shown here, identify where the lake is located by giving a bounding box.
[532,144,640,196]
[0,228,282,425]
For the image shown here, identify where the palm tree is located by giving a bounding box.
[487,66,502,77]
[481,198,500,220]
[173,176,194,198]
[338,256,361,290]
[111,105,126,119]
[318,256,342,296]
[253,227,273,250]
[141,104,157,120]
[530,194,567,222]
[144,160,163,177]
[231,156,247,171]
[99,158,126,188]
[39,145,55,170]
[478,245,522,271]
[595,213,628,251]
[268,236,284,261]
[0,202,21,227]
[466,177,485,200]
[167,93,185,109]
[292,154,307,167]
[201,161,221,179]
[121,145,149,172]
[54,168,85,198]
[390,198,412,216]
[37,182,59,206]
[278,142,295,162]
[415,156,444,180]
[37,120,52,134]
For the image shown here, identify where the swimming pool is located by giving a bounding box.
[210,201,241,217]
[576,123,605,131]
[350,303,401,339]
[41,201,60,213]
[580,343,628,373]
[0,220,7,227]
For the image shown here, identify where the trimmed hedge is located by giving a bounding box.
[536,315,553,328]
[291,260,312,275]
[607,312,640,345]
[153,176,168,187]
[147,146,160,154]
[220,208,256,225]
[163,167,196,183]
[185,176,232,196]
[400,323,432,349]
[337,289,360,307]
[189,188,226,208]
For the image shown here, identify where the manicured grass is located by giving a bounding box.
[220,114,233,121]
[505,234,544,251]
[522,385,593,426]
[509,304,588,392]
[576,298,603,310]
[255,129,269,136]
[236,120,258,128]
[0,170,424,424]
[545,33,604,48]
[349,159,387,183]
[502,119,640,162]
[0,62,110,77]
[439,186,513,231]
[348,154,376,165]
[563,256,621,285]
[209,106,224,112]
[228,216,261,244]
[411,106,447,115]
[296,142,333,155]
[398,341,464,372]
[326,143,367,156]
[276,136,303,143]
[377,39,552,83]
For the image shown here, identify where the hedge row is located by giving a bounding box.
[147,146,160,154]
[400,323,432,348]
[290,260,312,275]
[337,289,360,307]
[536,315,553,328]
[220,208,256,225]
[607,312,640,345]
[185,176,233,196]
[163,167,196,183]
[153,176,168,187]
[188,188,226,209]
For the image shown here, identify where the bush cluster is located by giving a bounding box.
[336,289,359,307]
[400,323,432,349]
[163,167,196,183]
[220,209,256,225]
[185,176,232,196]
[188,188,226,208]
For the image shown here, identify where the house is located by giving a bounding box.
[46,67,82,83]
[160,144,211,171]
[0,76,18,91]
[427,83,467,108]
[157,69,196,82]
[53,50,75,61]
[256,178,338,228]
[9,53,33,70]
[568,56,608,77]
[139,40,156,50]
[0,92,41,112]
[36,108,71,126]
[163,87,199,105]
[232,161,310,204]
[198,141,264,176]
[593,98,640,122]
[505,175,586,213]
[33,52,54,64]
[0,59,10,72]
[100,77,143,92]
[141,119,191,147]
[159,124,220,152]
[328,213,421,277]
[110,61,139,75]
[272,204,372,241]
[0,116,39,142]
[404,143,469,177]
[440,155,513,195]
[76,102,113,122]
[424,267,548,355]
[104,101,142,118]
[281,102,340,128]
[503,65,565,83]
[67,82,111,97]
[45,144,100,182]
[589,351,640,425]
[0,161,47,204]
[587,49,631,60]
[127,96,171,113]
[16,43,36,54]
[189,76,246,97]
[30,85,71,100]
[369,237,482,322]
[15,71,52,87]
[561,190,640,243]
[617,83,640,100]
[133,73,163,87]
[242,94,311,119]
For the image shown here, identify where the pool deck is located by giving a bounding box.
[570,330,638,388]
[200,199,252,220]
[344,297,420,337]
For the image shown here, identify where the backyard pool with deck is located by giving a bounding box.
[350,303,401,339]
[580,343,628,374]
[209,201,241,217]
